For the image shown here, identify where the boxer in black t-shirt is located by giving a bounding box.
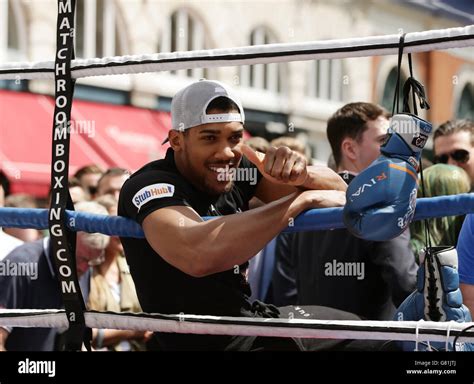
[118,79,389,351]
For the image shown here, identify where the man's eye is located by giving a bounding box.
[230,135,243,142]
[203,136,216,141]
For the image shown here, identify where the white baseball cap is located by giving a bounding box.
[163,79,245,144]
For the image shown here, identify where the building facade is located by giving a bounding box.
[1,0,473,165]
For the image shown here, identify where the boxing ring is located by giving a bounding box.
[0,0,474,350]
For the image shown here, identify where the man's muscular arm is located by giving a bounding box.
[143,190,345,277]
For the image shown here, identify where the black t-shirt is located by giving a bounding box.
[118,148,263,349]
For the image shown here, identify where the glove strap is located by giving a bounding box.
[402,77,430,115]
[391,34,406,115]
[391,34,431,117]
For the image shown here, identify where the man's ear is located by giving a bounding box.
[168,130,184,151]
[341,138,358,162]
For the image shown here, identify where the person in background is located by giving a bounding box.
[0,171,9,207]
[420,157,433,172]
[433,119,474,190]
[0,171,23,260]
[271,136,311,164]
[249,136,311,303]
[272,102,417,320]
[410,164,471,262]
[3,194,41,242]
[0,201,109,351]
[96,168,129,201]
[244,137,270,154]
[244,137,271,210]
[457,214,474,317]
[88,194,151,351]
[47,178,90,206]
[40,179,91,239]
[245,136,273,299]
[327,153,337,172]
[74,165,104,197]
[68,177,90,204]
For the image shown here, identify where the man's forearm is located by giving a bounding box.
[300,165,347,192]
[146,189,344,277]
[185,192,305,276]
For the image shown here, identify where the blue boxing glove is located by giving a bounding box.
[394,246,473,351]
[343,114,432,241]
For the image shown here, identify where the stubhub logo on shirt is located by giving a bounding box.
[133,183,175,209]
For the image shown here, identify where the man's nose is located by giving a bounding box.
[215,145,236,160]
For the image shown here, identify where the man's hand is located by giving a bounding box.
[242,144,308,186]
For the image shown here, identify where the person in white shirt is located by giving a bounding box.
[0,174,23,261]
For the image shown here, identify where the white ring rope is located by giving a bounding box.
[446,320,455,351]
[415,320,422,351]
[0,25,472,80]
[1,309,473,343]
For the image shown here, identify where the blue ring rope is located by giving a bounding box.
[0,194,472,238]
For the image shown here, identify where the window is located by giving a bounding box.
[307,59,343,101]
[0,0,26,61]
[76,0,127,58]
[74,84,129,105]
[7,0,18,51]
[457,83,474,120]
[0,1,27,90]
[381,67,406,113]
[240,27,284,93]
[161,9,208,78]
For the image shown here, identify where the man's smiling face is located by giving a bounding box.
[174,118,244,196]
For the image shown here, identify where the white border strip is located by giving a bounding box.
[0,25,472,80]
[1,309,473,343]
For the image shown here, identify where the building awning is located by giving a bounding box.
[0,90,171,197]
[71,99,170,171]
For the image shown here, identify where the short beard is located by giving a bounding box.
[183,149,234,196]
[201,168,235,196]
